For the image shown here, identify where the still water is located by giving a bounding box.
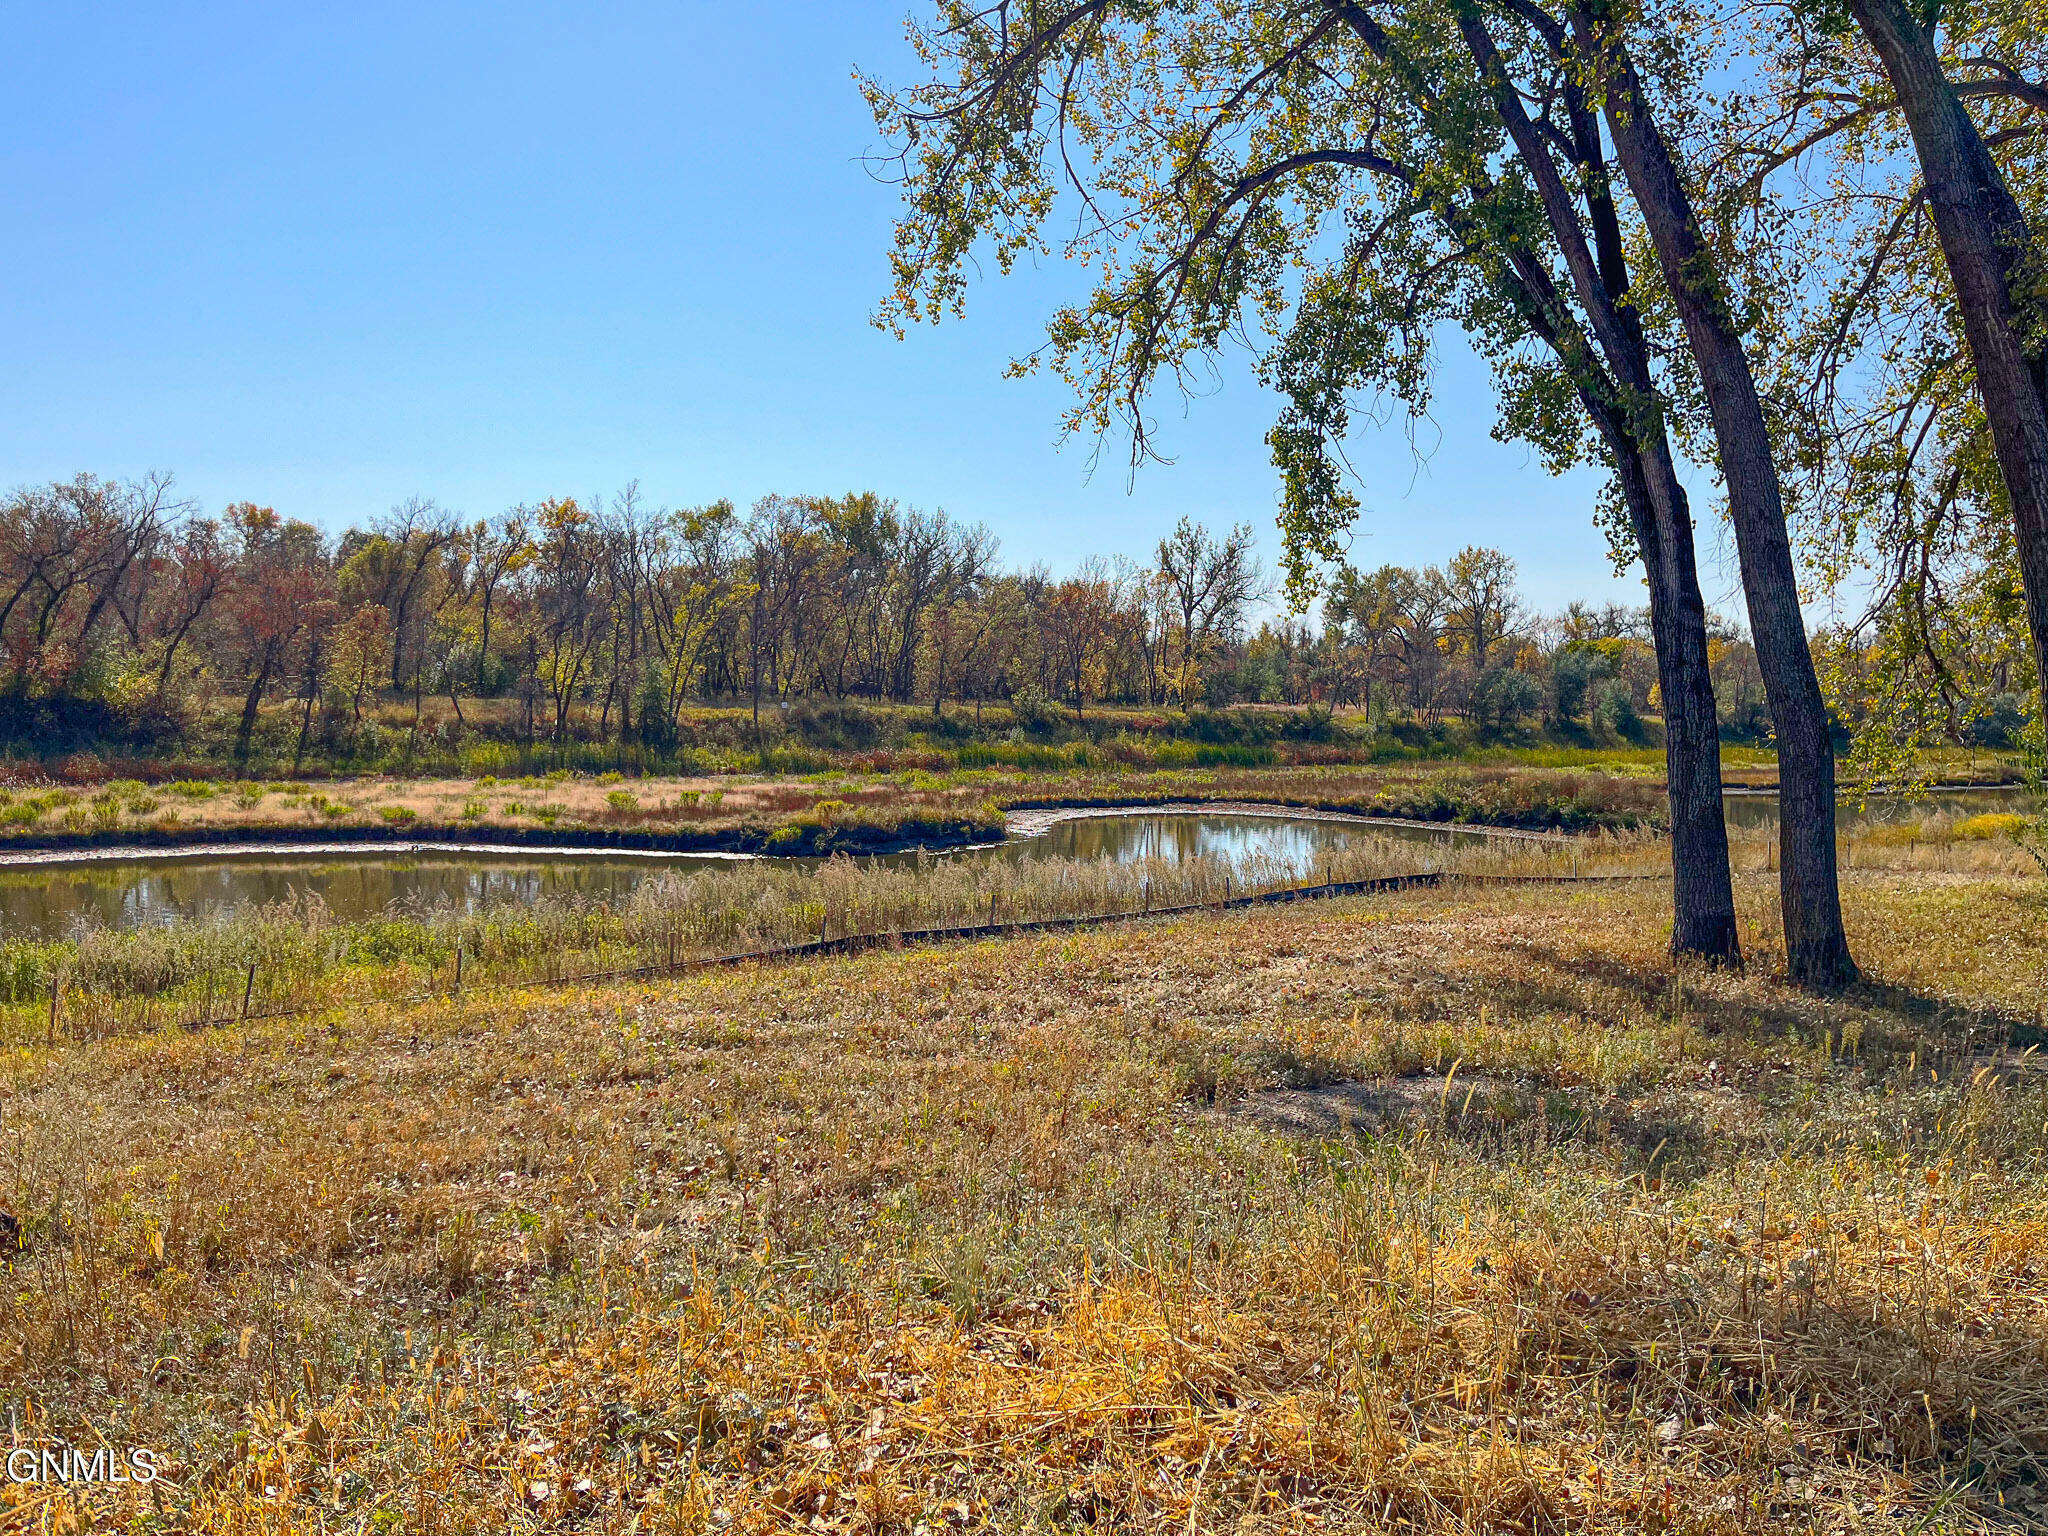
[0,812,1470,941]
[0,787,2032,942]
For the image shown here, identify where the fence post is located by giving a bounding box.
[240,964,257,1025]
[47,973,60,1047]
[819,908,828,946]
[1143,879,1150,914]
[453,946,463,992]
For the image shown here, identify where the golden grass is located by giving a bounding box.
[3,872,2047,1530]
[0,829,1635,1044]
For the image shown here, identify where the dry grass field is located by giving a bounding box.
[3,860,2046,1532]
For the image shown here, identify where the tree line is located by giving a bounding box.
[4,472,1797,764]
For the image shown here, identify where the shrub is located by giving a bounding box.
[1007,688,1065,739]
[790,699,885,750]
[1278,702,1341,743]
[1469,668,1544,734]
[606,790,638,814]
[1592,680,1644,743]
[379,806,417,826]
[1186,707,1280,745]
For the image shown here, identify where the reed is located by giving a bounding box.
[0,829,1659,1043]
[14,802,2041,1044]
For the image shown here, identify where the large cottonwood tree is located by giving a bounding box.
[865,0,1765,963]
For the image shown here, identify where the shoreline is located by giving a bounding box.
[0,799,1573,869]
[0,782,2032,869]
[0,819,1003,864]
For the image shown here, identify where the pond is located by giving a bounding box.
[0,786,2032,942]
[0,810,1489,942]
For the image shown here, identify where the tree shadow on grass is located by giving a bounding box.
[1494,940,2039,1054]
[1222,1071,1729,1184]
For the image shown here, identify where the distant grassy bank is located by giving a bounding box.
[0,761,1683,861]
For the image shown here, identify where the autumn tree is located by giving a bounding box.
[1435,545,1524,665]
[218,503,332,764]
[1154,518,1265,703]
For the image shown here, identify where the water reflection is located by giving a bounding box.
[0,853,735,942]
[1000,811,1493,871]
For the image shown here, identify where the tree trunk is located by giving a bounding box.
[1847,0,2048,723]
[293,658,318,775]
[1616,441,1740,961]
[477,588,494,689]
[1449,0,1739,962]
[155,607,206,696]
[1578,6,1855,987]
[237,647,276,767]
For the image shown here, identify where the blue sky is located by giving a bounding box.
[0,3,1722,615]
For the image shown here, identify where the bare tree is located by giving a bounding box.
[1155,518,1266,703]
